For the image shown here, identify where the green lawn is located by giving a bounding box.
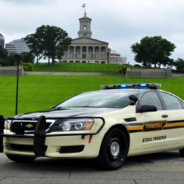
[0,75,183,117]
[32,62,124,73]
[32,62,170,73]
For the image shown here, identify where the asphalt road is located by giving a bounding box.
[0,151,184,184]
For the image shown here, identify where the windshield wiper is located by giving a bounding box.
[68,106,103,108]
[54,107,68,110]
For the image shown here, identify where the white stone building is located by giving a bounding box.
[61,13,111,64]
[110,50,127,65]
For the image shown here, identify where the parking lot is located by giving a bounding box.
[0,151,183,184]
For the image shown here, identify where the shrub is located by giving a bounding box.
[21,62,33,71]
[179,68,184,73]
[119,65,130,73]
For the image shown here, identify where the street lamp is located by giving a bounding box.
[14,54,22,115]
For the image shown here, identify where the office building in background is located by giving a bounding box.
[0,33,5,48]
[110,50,127,65]
[5,38,30,53]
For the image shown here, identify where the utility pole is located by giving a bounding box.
[14,54,22,115]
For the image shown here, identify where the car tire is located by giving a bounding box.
[6,154,36,163]
[95,128,128,170]
[179,148,184,157]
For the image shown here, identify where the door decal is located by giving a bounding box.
[143,120,167,132]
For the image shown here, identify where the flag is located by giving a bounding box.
[82,4,85,8]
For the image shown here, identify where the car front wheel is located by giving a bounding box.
[96,128,128,170]
[6,154,36,163]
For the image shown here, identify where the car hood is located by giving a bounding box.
[10,108,120,119]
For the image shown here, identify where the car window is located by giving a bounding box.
[160,92,182,110]
[139,92,163,110]
[55,91,138,108]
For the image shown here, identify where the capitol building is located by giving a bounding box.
[62,13,111,64]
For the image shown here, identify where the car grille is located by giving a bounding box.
[11,121,52,134]
[10,144,47,153]
[11,144,33,152]
[59,146,84,153]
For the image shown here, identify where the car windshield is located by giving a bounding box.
[55,90,138,108]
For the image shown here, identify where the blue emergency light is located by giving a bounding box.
[100,83,162,89]
[121,84,127,88]
[140,84,147,87]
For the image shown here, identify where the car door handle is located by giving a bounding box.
[162,115,168,118]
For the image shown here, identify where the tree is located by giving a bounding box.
[25,25,72,65]
[7,52,15,66]
[0,45,10,66]
[24,32,45,65]
[0,58,9,66]
[0,45,8,59]
[174,58,184,72]
[21,52,35,64]
[131,36,176,68]
[167,58,175,69]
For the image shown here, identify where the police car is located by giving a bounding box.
[1,83,184,170]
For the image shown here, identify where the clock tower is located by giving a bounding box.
[78,12,92,38]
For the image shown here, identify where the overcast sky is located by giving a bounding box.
[1,0,184,65]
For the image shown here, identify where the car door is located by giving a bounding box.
[129,91,170,155]
[158,92,184,150]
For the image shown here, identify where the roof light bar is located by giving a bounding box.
[100,83,162,89]
[121,84,127,88]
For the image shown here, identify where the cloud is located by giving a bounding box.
[1,0,184,64]
[0,0,51,5]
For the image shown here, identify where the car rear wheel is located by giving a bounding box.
[6,154,36,163]
[96,128,128,170]
[179,148,184,157]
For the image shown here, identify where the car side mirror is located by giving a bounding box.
[129,95,138,103]
[138,105,157,113]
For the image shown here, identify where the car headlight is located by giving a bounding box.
[52,119,94,132]
[4,120,11,130]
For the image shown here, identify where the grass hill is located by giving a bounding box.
[32,62,127,73]
[0,75,182,117]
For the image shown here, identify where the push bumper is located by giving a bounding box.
[0,116,105,157]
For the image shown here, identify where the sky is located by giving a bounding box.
[1,0,184,65]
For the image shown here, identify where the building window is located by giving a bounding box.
[76,61,80,63]
[91,54,93,59]
[82,61,86,63]
[84,25,86,30]
[101,61,105,64]
[70,61,73,63]
[94,54,96,59]
[82,47,86,52]
[83,33,87,37]
[82,54,86,58]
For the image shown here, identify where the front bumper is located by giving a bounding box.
[0,116,105,158]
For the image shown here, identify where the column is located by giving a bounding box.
[86,46,88,59]
[67,47,70,58]
[80,46,82,59]
[74,46,76,59]
[93,46,95,59]
[99,46,101,59]
[106,47,108,64]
